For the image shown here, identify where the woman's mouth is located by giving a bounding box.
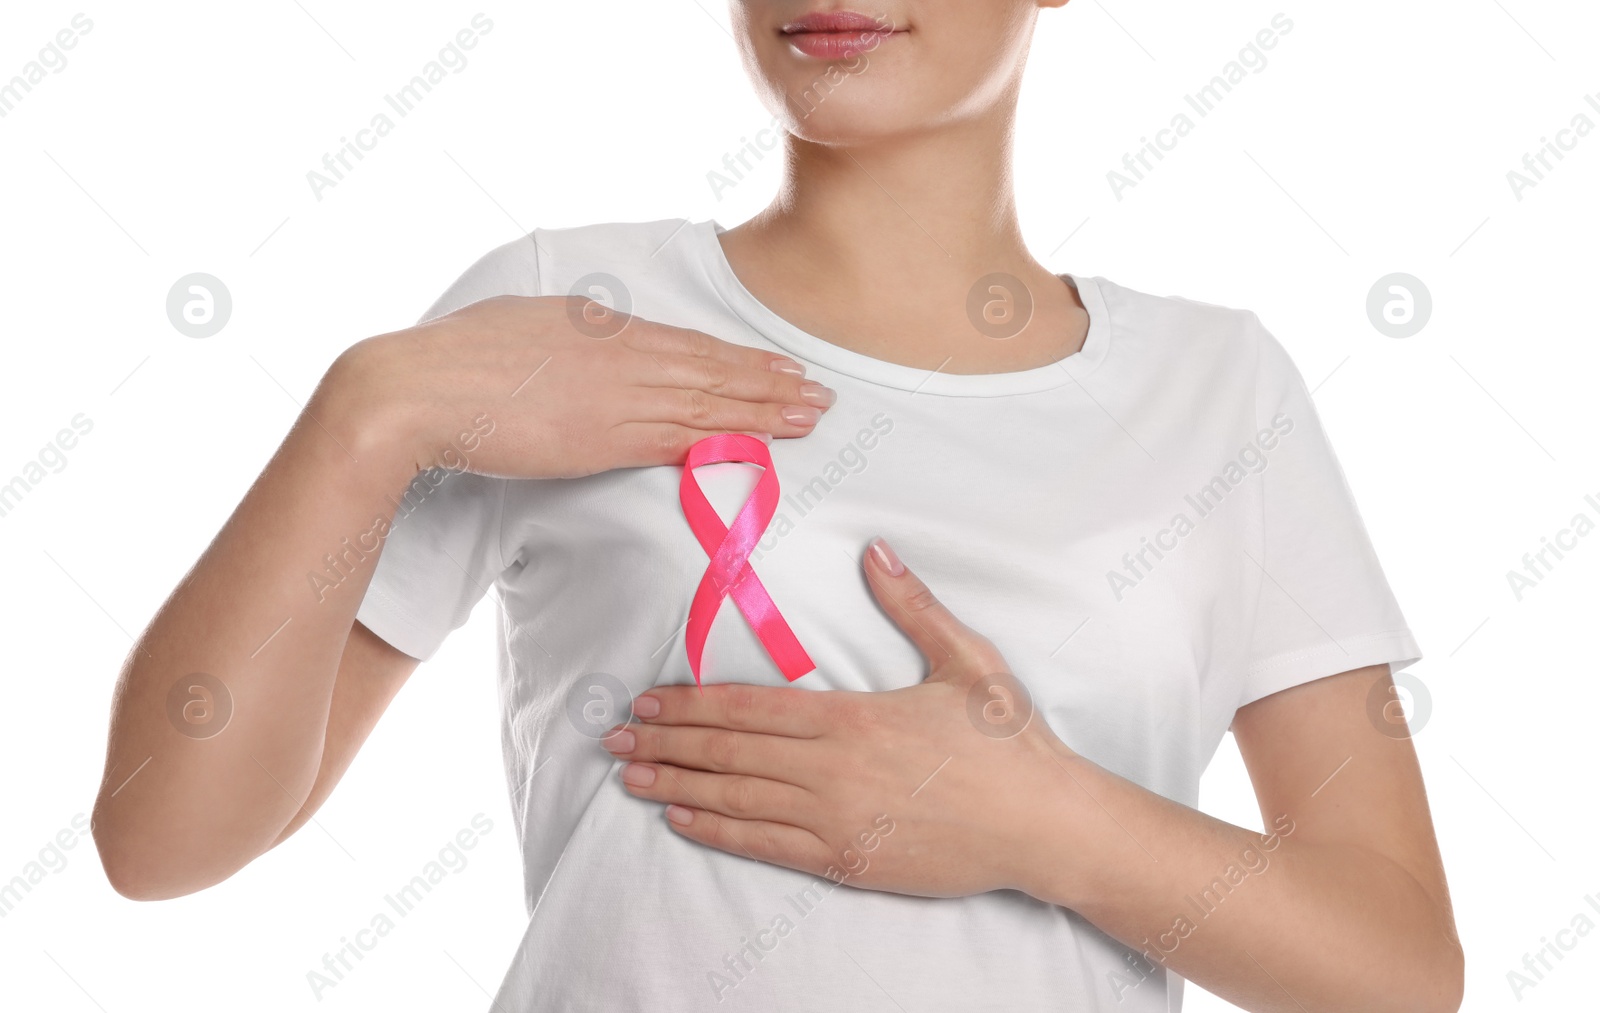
[779,10,905,61]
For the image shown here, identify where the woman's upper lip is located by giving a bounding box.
[780,11,900,34]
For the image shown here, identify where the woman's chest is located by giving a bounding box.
[497,404,1261,770]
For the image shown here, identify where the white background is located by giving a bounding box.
[1,1,1596,1009]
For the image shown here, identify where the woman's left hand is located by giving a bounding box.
[603,537,1080,899]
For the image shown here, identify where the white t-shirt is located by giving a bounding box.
[355,218,1421,1012]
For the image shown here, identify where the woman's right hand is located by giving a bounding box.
[93,293,836,900]
[322,294,836,480]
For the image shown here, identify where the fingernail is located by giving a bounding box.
[782,406,821,426]
[601,729,635,754]
[799,382,837,408]
[632,695,661,719]
[869,537,905,576]
[666,805,696,826]
[770,358,806,376]
[621,762,656,787]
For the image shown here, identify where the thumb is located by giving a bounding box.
[864,537,984,676]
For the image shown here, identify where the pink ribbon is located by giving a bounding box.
[680,434,816,688]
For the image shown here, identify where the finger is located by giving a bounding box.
[606,422,802,471]
[619,761,816,824]
[634,683,829,738]
[628,350,832,412]
[628,386,823,437]
[863,537,984,671]
[622,320,808,378]
[604,723,802,781]
[660,804,833,875]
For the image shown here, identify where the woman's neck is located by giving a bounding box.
[717,112,1088,374]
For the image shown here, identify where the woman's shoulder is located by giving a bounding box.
[517,218,702,274]
[1087,273,1263,332]
[420,219,699,321]
[526,217,695,252]
[1084,272,1280,369]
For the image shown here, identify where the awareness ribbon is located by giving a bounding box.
[679,433,816,688]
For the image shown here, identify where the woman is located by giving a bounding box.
[93,1,1463,1010]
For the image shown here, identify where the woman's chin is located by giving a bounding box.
[779,106,934,148]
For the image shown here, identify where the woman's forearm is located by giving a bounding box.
[1025,748,1463,1013]
[92,303,831,902]
[93,370,415,901]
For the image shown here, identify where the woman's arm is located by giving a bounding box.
[1030,665,1463,1012]
[263,620,421,849]
[93,401,422,901]
[92,296,833,900]
[605,540,1464,1013]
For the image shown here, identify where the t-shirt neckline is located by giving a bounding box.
[692,218,1110,397]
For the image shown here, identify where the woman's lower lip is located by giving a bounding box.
[785,29,899,61]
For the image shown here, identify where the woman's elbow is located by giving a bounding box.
[1427,938,1466,1013]
[95,824,197,902]
[1395,934,1463,1013]
[91,801,237,902]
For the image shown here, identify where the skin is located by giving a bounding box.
[719,0,1087,375]
[91,299,836,899]
[603,1,1465,1010]
[606,541,1462,1012]
[93,2,1463,1010]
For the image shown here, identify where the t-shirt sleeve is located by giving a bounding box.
[353,234,544,660]
[355,470,509,661]
[1235,318,1422,710]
